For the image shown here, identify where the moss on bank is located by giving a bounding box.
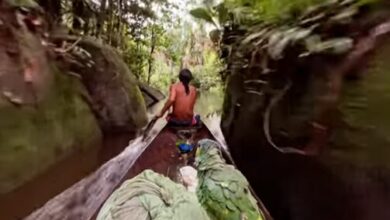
[68,38,148,132]
[0,65,101,193]
[98,42,148,129]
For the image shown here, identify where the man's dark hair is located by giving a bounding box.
[179,69,193,95]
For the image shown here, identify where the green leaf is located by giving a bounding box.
[215,3,230,24]
[190,7,214,24]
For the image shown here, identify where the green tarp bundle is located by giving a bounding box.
[96,170,210,220]
[196,139,264,220]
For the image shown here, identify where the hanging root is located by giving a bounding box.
[263,80,307,155]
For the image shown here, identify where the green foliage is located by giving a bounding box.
[148,48,223,93]
[217,0,383,84]
[190,3,230,28]
[143,18,223,93]
[190,7,215,24]
[192,49,223,90]
[149,57,177,92]
[225,0,323,23]
[191,0,383,26]
[122,38,149,79]
[37,0,223,94]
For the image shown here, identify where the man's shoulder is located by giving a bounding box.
[171,83,180,90]
[172,82,181,87]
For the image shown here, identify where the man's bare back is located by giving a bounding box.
[169,82,197,121]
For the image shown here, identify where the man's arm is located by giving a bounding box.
[157,99,173,117]
[156,85,176,118]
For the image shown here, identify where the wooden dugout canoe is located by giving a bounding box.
[25,117,272,220]
[91,118,273,220]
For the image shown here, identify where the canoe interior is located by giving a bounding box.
[92,123,272,220]
[124,124,212,182]
[91,124,213,219]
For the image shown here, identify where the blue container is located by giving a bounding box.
[178,143,193,154]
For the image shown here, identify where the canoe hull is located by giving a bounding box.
[93,121,273,220]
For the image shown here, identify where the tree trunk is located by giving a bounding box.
[105,0,116,44]
[96,0,107,36]
[83,19,89,35]
[147,28,156,85]
[72,0,84,32]
[135,39,141,79]
[38,0,61,29]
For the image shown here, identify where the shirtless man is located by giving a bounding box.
[155,69,199,126]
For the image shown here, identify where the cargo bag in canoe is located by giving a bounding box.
[96,170,210,220]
